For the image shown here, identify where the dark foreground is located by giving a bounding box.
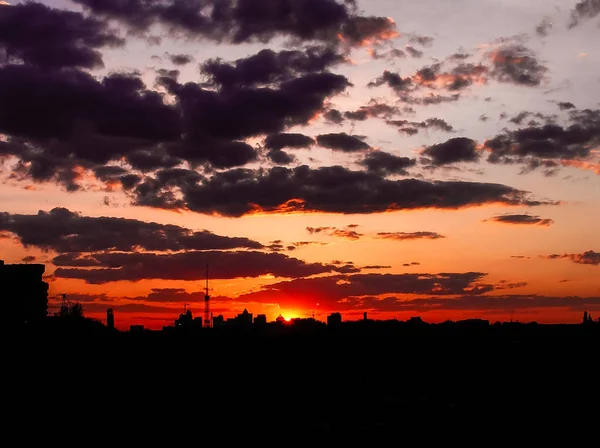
[4,320,600,442]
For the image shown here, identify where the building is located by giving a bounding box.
[226,309,253,326]
[0,259,49,325]
[254,314,267,325]
[106,308,115,329]
[327,312,342,326]
[212,314,224,327]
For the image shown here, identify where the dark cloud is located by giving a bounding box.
[323,108,344,124]
[266,149,296,165]
[73,0,397,47]
[362,265,391,270]
[409,35,434,47]
[0,207,264,253]
[569,0,600,28]
[359,151,416,175]
[306,226,362,240]
[200,47,345,89]
[265,133,315,151]
[368,47,406,61]
[168,53,193,65]
[405,45,424,58]
[483,109,600,169]
[1,44,351,182]
[344,100,401,121]
[387,118,454,135]
[542,250,600,266]
[141,165,554,217]
[558,102,576,110]
[351,294,600,313]
[413,62,488,91]
[487,44,548,86]
[375,232,445,241]
[368,70,413,92]
[316,133,370,152]
[172,71,351,141]
[53,250,359,283]
[485,214,554,226]
[536,17,553,37]
[0,66,181,188]
[0,2,123,69]
[421,137,480,166]
[508,111,557,126]
[21,255,37,263]
[235,272,493,307]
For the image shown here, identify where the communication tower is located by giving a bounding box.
[203,262,211,328]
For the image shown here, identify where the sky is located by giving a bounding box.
[1,0,599,330]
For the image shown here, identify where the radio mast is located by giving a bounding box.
[203,262,211,328]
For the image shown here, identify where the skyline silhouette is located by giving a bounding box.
[1,0,600,330]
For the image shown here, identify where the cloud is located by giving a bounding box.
[558,102,576,110]
[404,45,424,58]
[568,0,600,28]
[368,47,406,61]
[306,226,362,240]
[0,207,264,252]
[265,133,315,151]
[0,2,123,69]
[0,66,181,188]
[375,232,445,241]
[483,109,600,172]
[368,70,413,92]
[316,133,370,152]
[536,17,553,37]
[487,44,548,86]
[408,34,434,47]
[351,294,600,313]
[0,54,351,182]
[53,250,360,283]
[73,0,397,48]
[200,47,345,89]
[343,100,401,121]
[137,165,555,217]
[235,272,493,307]
[485,214,554,226]
[359,151,416,175]
[387,118,455,135]
[168,53,193,65]
[421,137,479,166]
[542,250,600,266]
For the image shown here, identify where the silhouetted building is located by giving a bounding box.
[327,312,342,326]
[212,314,224,327]
[1,259,49,325]
[227,308,253,326]
[107,308,115,329]
[275,314,286,324]
[130,325,144,332]
[175,308,193,328]
[254,314,267,325]
[363,312,368,321]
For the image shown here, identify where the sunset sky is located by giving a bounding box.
[1,0,599,330]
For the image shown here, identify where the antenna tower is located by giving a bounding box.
[203,262,211,328]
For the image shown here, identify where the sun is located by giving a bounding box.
[284,317,292,322]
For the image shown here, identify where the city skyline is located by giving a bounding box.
[1,0,600,330]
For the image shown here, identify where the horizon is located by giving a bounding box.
[1,0,600,331]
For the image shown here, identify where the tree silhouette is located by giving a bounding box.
[68,302,84,319]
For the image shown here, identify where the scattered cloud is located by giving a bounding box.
[375,232,445,241]
[485,214,554,226]
[542,250,600,266]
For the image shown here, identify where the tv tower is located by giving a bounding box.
[203,262,211,328]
